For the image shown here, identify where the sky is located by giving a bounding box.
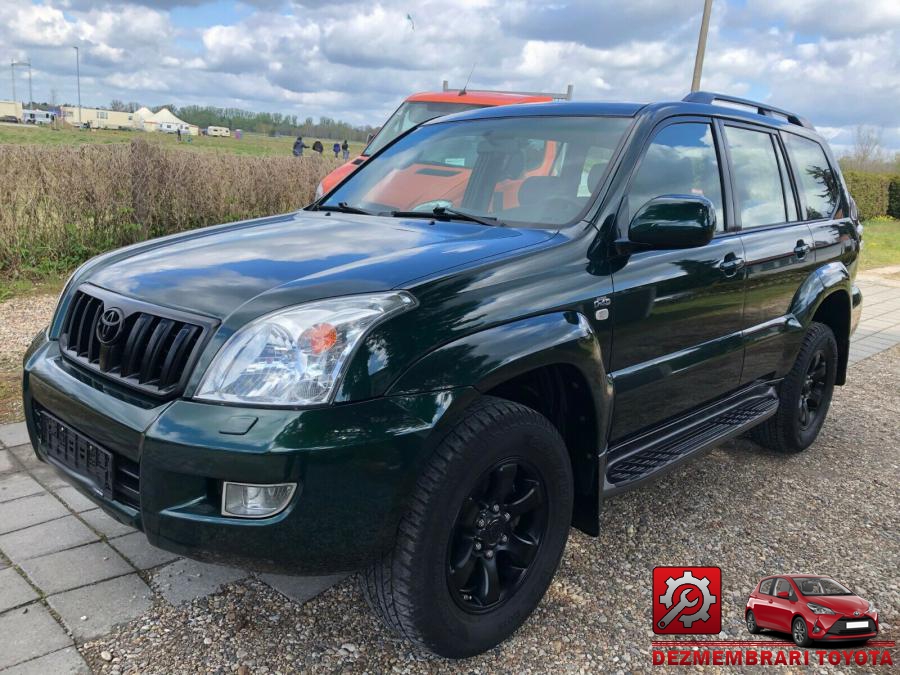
[3,0,899,153]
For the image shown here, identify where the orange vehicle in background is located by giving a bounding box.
[315,81,573,199]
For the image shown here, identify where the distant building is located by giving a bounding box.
[61,106,139,130]
[206,126,231,137]
[58,105,199,135]
[0,100,23,121]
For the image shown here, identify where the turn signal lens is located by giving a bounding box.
[303,322,337,355]
[222,482,296,519]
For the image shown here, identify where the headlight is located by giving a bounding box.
[806,602,835,615]
[196,292,415,406]
[315,181,325,200]
[867,600,877,615]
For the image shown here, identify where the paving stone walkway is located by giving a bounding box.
[0,424,344,673]
[0,269,897,672]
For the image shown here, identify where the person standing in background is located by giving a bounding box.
[312,140,324,154]
[293,136,308,157]
[332,141,341,158]
[341,140,349,160]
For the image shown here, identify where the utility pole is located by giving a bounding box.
[73,46,82,124]
[9,61,14,103]
[12,61,32,107]
[691,0,714,92]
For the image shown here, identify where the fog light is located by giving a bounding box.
[222,482,296,518]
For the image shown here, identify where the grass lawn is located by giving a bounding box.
[0,122,366,158]
[860,218,900,271]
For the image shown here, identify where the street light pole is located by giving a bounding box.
[9,61,15,103]
[691,0,714,92]
[73,46,82,124]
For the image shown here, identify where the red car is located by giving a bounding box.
[745,575,878,646]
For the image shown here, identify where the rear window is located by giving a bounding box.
[783,134,840,220]
[759,578,774,595]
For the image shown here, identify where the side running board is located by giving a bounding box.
[603,385,779,495]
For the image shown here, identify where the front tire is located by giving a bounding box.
[792,617,813,647]
[750,322,838,453]
[361,396,573,658]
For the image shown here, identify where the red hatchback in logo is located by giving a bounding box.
[745,575,878,646]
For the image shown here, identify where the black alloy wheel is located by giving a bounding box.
[798,349,827,430]
[447,459,549,612]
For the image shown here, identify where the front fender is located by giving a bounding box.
[389,311,607,400]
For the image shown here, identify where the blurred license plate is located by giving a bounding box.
[39,410,114,499]
[845,621,868,629]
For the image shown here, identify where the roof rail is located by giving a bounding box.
[683,91,814,130]
[442,80,574,101]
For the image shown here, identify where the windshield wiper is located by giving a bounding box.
[390,206,505,227]
[316,202,376,216]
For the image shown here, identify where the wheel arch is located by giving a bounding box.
[791,262,853,385]
[388,311,612,536]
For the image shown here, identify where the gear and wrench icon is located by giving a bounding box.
[658,570,718,628]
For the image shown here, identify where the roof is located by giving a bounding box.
[426,97,821,138]
[426,100,646,124]
[406,90,554,105]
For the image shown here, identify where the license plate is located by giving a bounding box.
[39,411,114,499]
[845,620,869,629]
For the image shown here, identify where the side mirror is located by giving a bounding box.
[777,591,790,599]
[628,195,716,249]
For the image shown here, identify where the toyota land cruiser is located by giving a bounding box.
[22,92,862,657]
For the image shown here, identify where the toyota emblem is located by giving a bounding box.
[854,610,861,617]
[96,308,125,345]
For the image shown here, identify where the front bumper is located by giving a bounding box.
[809,613,878,642]
[24,337,475,574]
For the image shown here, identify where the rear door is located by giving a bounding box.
[609,118,746,441]
[720,121,818,383]
[752,577,778,628]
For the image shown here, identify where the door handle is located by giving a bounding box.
[794,241,811,259]
[718,256,745,277]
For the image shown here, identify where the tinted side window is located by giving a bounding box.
[628,123,724,230]
[783,134,839,220]
[759,579,774,595]
[724,126,787,228]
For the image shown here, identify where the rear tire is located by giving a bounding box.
[746,610,761,634]
[750,322,837,453]
[361,396,573,658]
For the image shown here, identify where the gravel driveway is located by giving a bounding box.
[62,345,895,673]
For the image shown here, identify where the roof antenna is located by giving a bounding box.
[460,63,476,96]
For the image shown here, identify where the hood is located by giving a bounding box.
[87,211,555,319]
[806,594,870,616]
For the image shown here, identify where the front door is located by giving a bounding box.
[769,578,799,632]
[719,121,819,383]
[609,120,746,441]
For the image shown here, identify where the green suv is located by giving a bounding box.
[23,92,862,657]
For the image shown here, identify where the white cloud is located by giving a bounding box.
[0,0,897,150]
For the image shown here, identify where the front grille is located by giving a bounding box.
[60,286,213,398]
[827,618,876,636]
[114,454,141,510]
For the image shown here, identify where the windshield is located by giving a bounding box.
[325,115,631,228]
[794,578,854,596]
[364,101,488,156]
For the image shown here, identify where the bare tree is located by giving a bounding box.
[110,99,127,112]
[846,125,885,171]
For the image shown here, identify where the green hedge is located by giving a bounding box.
[889,177,900,219]
[843,170,892,220]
